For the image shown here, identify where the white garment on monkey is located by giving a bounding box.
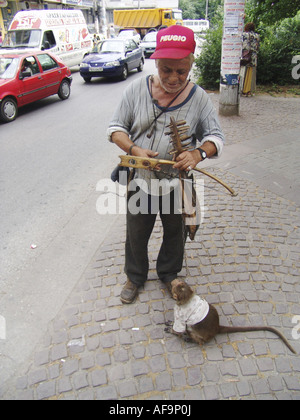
[173,295,209,333]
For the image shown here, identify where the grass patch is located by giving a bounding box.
[256,84,300,97]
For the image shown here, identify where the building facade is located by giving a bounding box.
[0,0,95,36]
[0,0,179,38]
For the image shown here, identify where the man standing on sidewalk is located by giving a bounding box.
[108,26,225,304]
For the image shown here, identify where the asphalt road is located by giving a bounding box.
[0,59,156,385]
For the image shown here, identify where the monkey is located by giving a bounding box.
[164,280,297,354]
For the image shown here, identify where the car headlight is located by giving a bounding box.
[105,61,120,67]
[80,62,89,68]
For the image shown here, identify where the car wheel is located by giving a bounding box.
[120,65,128,81]
[0,97,18,123]
[58,79,71,100]
[137,59,144,72]
[83,77,92,83]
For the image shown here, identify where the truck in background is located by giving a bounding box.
[114,8,183,38]
[0,9,92,67]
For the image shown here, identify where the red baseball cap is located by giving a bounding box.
[150,25,196,60]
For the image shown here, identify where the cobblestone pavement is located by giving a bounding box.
[2,95,300,400]
[217,94,300,146]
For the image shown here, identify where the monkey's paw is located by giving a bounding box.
[164,327,172,334]
[183,336,194,343]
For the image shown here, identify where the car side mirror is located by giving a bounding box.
[41,41,50,50]
[19,70,32,80]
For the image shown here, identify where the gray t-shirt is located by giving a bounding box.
[173,294,210,333]
[108,76,224,193]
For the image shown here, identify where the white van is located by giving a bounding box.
[183,20,210,33]
[0,9,92,67]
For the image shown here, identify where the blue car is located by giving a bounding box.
[80,39,144,82]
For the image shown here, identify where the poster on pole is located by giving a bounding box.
[221,0,245,85]
[225,11,240,35]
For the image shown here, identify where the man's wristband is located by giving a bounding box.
[129,144,136,155]
[197,148,207,161]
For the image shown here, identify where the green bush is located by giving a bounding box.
[257,11,300,85]
[195,11,300,89]
[194,20,223,90]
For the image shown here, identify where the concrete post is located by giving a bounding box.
[219,0,245,116]
[99,0,107,37]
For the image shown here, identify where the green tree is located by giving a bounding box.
[246,0,300,25]
[257,11,300,84]
[205,0,224,21]
[179,0,198,19]
[179,0,224,21]
[194,16,223,89]
[194,0,300,89]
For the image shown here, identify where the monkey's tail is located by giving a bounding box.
[219,325,297,355]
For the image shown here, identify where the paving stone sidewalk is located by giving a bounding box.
[2,95,300,400]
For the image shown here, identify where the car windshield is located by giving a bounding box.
[118,31,134,39]
[143,32,157,42]
[100,41,124,54]
[0,57,19,79]
[2,30,41,48]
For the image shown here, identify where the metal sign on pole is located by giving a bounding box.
[219,0,245,116]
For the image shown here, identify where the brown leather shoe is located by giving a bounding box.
[120,279,138,304]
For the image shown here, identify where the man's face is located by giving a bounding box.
[156,57,193,94]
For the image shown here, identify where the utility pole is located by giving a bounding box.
[99,0,107,37]
[94,0,100,34]
[219,0,245,116]
[205,0,209,20]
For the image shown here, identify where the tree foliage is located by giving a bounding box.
[246,0,300,26]
[189,0,300,88]
[179,0,223,21]
[257,11,300,84]
[194,17,223,89]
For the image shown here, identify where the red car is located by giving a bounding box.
[0,51,72,122]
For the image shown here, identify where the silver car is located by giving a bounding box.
[140,32,157,58]
[117,29,141,45]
